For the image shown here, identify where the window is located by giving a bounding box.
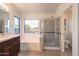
[5,16,10,33]
[14,16,20,34]
[24,20,39,34]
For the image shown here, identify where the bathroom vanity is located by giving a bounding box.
[0,5,20,56]
[0,35,20,56]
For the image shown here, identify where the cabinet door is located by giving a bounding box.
[0,43,2,52]
[0,43,3,56]
[3,45,17,56]
[2,37,20,56]
[3,46,12,56]
[17,41,20,54]
[14,39,20,55]
[3,46,15,56]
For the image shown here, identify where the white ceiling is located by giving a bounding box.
[14,3,60,13]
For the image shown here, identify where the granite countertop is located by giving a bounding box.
[0,34,20,43]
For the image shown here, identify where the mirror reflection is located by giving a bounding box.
[0,8,9,33]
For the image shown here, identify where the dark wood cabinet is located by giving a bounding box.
[0,36,20,56]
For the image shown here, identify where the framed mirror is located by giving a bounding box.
[0,8,9,33]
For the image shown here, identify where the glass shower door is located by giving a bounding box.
[44,17,60,49]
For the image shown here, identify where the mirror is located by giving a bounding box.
[0,8,9,33]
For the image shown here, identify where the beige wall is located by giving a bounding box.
[72,4,78,56]
[55,3,72,52]
[3,3,22,34]
[3,3,79,54]
[56,3,72,16]
[64,7,72,47]
[56,3,79,56]
[4,3,21,16]
[20,34,40,43]
[22,13,56,19]
[21,13,56,42]
[3,4,56,51]
[20,13,56,51]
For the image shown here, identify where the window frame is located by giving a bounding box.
[14,16,20,34]
[24,19,39,34]
[5,16,10,33]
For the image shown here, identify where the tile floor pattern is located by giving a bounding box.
[18,49,72,56]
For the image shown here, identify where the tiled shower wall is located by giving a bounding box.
[44,17,60,47]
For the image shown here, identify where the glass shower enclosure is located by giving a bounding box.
[43,17,61,49]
